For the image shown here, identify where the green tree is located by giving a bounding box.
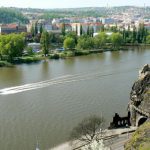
[90,26,94,37]
[76,36,94,50]
[146,35,150,44]
[136,23,147,43]
[101,24,105,32]
[49,32,55,43]
[61,23,66,36]
[65,31,78,44]
[75,25,78,35]
[40,31,50,56]
[87,26,90,36]
[27,46,34,55]
[63,37,75,50]
[80,25,83,36]
[34,22,38,35]
[132,26,137,43]
[0,34,25,62]
[110,32,123,49]
[122,28,126,43]
[31,25,35,37]
[94,32,107,48]
[39,24,43,34]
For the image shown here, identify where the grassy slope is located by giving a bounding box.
[125,121,150,150]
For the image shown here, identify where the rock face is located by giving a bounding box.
[124,65,150,150]
[129,64,150,126]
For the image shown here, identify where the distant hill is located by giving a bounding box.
[25,6,150,19]
[0,7,29,24]
[1,6,150,21]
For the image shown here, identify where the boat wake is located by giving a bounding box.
[0,68,139,95]
[0,72,106,95]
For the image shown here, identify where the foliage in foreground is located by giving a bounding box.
[70,115,104,143]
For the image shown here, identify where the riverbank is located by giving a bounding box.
[0,56,43,67]
[0,44,150,67]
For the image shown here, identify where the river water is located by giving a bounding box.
[0,47,149,150]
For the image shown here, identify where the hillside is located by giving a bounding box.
[3,6,150,19]
[125,121,150,150]
[0,7,29,24]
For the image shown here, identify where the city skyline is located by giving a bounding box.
[0,0,150,9]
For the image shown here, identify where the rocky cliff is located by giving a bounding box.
[125,64,150,150]
[129,64,150,126]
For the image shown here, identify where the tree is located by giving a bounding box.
[136,23,147,43]
[34,22,38,35]
[132,26,137,44]
[65,31,78,44]
[70,115,104,143]
[76,36,94,50]
[27,46,34,55]
[39,24,43,34]
[80,25,83,36]
[122,28,126,43]
[61,23,66,36]
[110,32,123,49]
[101,24,105,32]
[40,31,49,56]
[90,27,94,37]
[146,35,150,44]
[31,25,35,37]
[94,32,107,48]
[87,26,90,36]
[76,25,78,35]
[0,34,25,62]
[63,37,75,50]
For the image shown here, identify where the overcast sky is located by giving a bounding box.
[0,0,149,8]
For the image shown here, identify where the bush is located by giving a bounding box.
[75,50,90,56]
[0,61,13,67]
[49,53,60,59]
[65,51,74,57]
[18,56,42,63]
[59,53,66,58]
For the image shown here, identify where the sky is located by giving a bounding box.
[0,0,150,9]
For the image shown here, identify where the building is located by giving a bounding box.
[101,18,115,24]
[27,43,41,52]
[144,23,150,30]
[0,24,27,34]
[71,22,103,36]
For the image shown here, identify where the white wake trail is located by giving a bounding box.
[0,68,136,95]
[0,72,103,95]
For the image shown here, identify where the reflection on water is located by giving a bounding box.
[0,48,150,150]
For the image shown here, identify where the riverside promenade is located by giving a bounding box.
[51,127,137,150]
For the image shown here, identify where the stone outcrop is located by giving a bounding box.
[129,64,150,126]
[125,65,150,150]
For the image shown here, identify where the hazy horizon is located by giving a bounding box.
[0,0,150,9]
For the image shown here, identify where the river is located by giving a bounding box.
[0,47,150,150]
